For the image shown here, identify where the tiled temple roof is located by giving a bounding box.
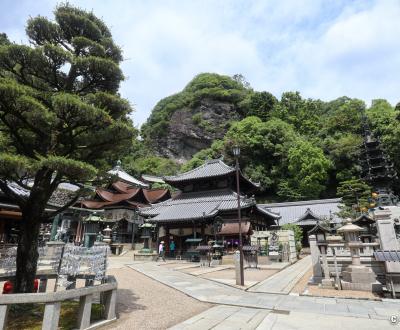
[164,159,235,183]
[140,189,279,223]
[164,159,259,191]
[259,198,342,226]
[108,162,148,188]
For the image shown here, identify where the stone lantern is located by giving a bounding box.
[103,225,112,245]
[337,219,381,292]
[140,222,154,253]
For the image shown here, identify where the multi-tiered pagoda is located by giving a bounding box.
[360,116,398,206]
[140,159,280,255]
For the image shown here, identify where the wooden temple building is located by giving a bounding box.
[77,162,171,246]
[140,159,280,254]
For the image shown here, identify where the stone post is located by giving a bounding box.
[103,289,117,320]
[309,235,322,283]
[234,250,242,285]
[0,305,8,330]
[42,302,61,330]
[77,294,93,330]
[320,245,334,288]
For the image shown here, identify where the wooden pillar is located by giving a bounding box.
[201,224,205,241]
[166,227,170,254]
[0,221,4,242]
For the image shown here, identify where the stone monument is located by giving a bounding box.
[338,220,382,292]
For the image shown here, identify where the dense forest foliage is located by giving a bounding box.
[125,73,400,202]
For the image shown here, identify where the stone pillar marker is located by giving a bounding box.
[309,234,323,283]
[234,250,242,285]
[320,244,334,288]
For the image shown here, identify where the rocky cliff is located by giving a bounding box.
[141,73,250,163]
[155,98,241,162]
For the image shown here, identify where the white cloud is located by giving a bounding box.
[1,0,399,126]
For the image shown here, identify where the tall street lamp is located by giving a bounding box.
[232,145,244,286]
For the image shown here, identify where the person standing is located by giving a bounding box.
[170,240,176,258]
[157,241,166,262]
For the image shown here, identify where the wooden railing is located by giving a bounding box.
[0,275,117,330]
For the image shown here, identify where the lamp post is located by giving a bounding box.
[233,145,244,286]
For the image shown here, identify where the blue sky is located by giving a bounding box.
[1,0,399,127]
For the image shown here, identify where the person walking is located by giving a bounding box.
[170,240,176,258]
[157,241,166,262]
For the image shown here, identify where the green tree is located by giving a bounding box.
[323,133,362,183]
[224,116,297,191]
[239,91,277,121]
[281,223,303,252]
[336,179,372,218]
[280,140,332,199]
[124,156,180,177]
[0,4,135,293]
[366,99,396,136]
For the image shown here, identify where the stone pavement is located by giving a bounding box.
[169,305,391,330]
[128,261,400,328]
[248,256,311,294]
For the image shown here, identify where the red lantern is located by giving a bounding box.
[3,281,13,294]
[2,279,39,294]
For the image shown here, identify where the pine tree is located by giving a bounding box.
[0,4,136,293]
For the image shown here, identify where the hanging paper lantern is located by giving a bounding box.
[372,192,379,199]
[369,203,376,208]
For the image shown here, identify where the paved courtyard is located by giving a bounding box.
[104,252,400,329]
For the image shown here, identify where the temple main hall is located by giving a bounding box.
[140,159,280,255]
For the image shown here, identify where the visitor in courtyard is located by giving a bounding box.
[158,241,166,262]
[170,240,176,258]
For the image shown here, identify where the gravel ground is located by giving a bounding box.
[103,266,212,330]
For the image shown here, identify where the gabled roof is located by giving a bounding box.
[308,222,330,236]
[259,198,342,226]
[108,162,148,188]
[353,214,375,226]
[296,208,321,225]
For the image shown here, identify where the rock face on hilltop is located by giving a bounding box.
[155,98,241,162]
[141,73,250,163]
